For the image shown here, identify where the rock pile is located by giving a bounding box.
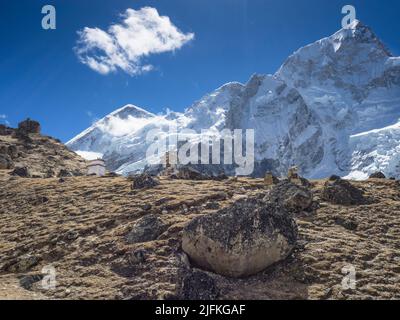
[17,118,41,135]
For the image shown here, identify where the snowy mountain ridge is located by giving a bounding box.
[67,21,400,179]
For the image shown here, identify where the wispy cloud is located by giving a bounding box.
[75,7,194,76]
[0,114,6,119]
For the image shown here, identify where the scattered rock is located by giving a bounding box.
[130,174,160,190]
[267,180,314,213]
[328,175,341,181]
[369,172,386,179]
[129,249,147,264]
[29,196,49,206]
[0,154,14,169]
[204,202,220,210]
[58,169,73,178]
[0,124,6,135]
[334,217,358,231]
[264,172,279,185]
[288,166,299,180]
[125,215,167,244]
[175,166,210,180]
[321,178,367,205]
[182,197,298,277]
[4,255,41,273]
[10,166,31,178]
[111,249,147,278]
[141,204,152,211]
[19,274,43,290]
[18,118,41,134]
[180,270,219,300]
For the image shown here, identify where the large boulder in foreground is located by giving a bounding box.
[321,176,367,205]
[182,197,297,278]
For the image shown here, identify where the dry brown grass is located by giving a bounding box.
[0,173,399,300]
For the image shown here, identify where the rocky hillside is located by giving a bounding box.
[0,120,87,178]
[0,169,399,300]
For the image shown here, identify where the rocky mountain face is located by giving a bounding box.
[0,120,87,178]
[67,20,400,179]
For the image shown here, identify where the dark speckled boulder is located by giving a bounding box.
[182,197,297,278]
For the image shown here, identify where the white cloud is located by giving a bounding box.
[75,7,194,76]
[0,114,6,119]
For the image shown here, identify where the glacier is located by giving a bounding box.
[67,20,400,179]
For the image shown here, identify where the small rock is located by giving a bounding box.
[141,204,152,211]
[321,177,367,206]
[175,166,210,180]
[267,180,314,213]
[204,202,220,210]
[369,172,386,179]
[0,154,14,170]
[10,166,31,178]
[264,172,279,185]
[0,124,7,135]
[334,217,358,231]
[328,175,341,181]
[58,169,73,178]
[180,270,219,300]
[19,274,43,290]
[130,174,160,190]
[288,166,299,180]
[125,215,167,244]
[6,255,41,273]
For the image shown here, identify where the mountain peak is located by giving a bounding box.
[110,104,155,120]
[334,20,392,56]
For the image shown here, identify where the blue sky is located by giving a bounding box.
[0,0,399,142]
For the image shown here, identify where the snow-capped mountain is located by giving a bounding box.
[67,20,400,179]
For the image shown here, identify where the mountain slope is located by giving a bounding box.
[67,21,400,179]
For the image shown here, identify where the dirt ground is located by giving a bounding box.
[0,172,399,300]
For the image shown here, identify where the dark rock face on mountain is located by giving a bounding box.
[0,120,86,178]
[321,177,367,205]
[182,196,298,278]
